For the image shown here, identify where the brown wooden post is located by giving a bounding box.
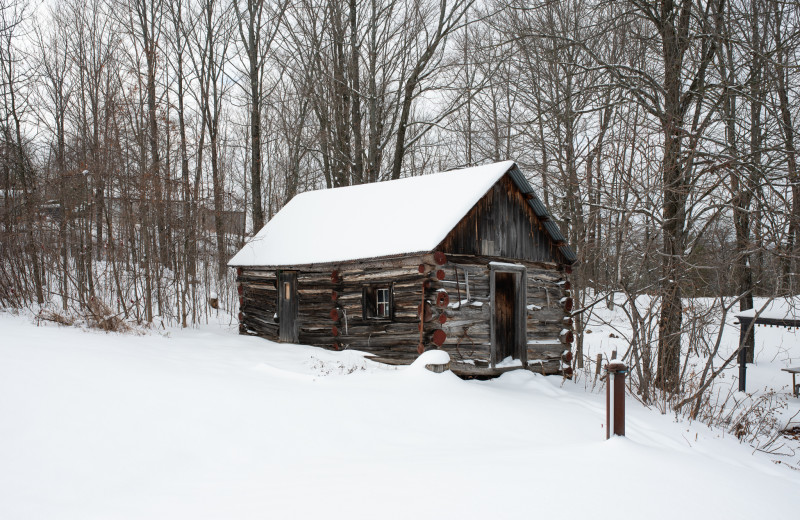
[606,361,627,439]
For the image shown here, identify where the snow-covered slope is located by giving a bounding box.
[0,312,798,519]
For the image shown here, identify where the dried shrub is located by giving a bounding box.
[36,309,74,326]
[86,297,130,333]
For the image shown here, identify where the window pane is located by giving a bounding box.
[377,288,389,317]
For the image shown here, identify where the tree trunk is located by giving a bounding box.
[655,16,686,392]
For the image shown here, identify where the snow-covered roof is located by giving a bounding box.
[735,299,800,322]
[229,160,580,267]
[229,162,516,267]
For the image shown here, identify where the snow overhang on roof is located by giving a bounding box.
[735,299,800,322]
[228,161,575,267]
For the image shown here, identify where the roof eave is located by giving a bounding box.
[229,251,434,270]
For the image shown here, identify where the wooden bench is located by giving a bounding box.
[782,367,800,398]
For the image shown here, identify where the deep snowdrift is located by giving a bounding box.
[1,312,798,519]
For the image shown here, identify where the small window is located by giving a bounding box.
[376,288,390,317]
[363,285,392,319]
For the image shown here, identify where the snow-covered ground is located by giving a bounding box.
[1,309,799,519]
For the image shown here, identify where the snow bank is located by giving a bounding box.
[407,349,450,371]
[735,297,800,321]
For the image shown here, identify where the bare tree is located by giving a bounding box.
[0,0,44,304]
[191,0,234,280]
[390,0,474,179]
[234,0,287,231]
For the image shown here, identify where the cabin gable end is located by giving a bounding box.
[438,174,567,264]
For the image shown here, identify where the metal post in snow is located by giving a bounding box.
[606,361,627,439]
[738,318,751,393]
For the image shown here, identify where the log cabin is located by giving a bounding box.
[229,161,577,377]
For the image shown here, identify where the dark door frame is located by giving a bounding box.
[489,263,527,368]
[278,270,299,343]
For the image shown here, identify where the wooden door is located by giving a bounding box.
[494,272,516,360]
[278,271,298,343]
[490,265,527,367]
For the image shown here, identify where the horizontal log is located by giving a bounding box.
[242,285,277,296]
[444,254,559,272]
[241,280,277,289]
[242,307,277,320]
[238,272,277,282]
[243,317,278,335]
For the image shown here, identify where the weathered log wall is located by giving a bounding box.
[236,252,572,377]
[238,255,436,362]
[425,255,571,373]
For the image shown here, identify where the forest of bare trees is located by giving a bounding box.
[2,0,800,405]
